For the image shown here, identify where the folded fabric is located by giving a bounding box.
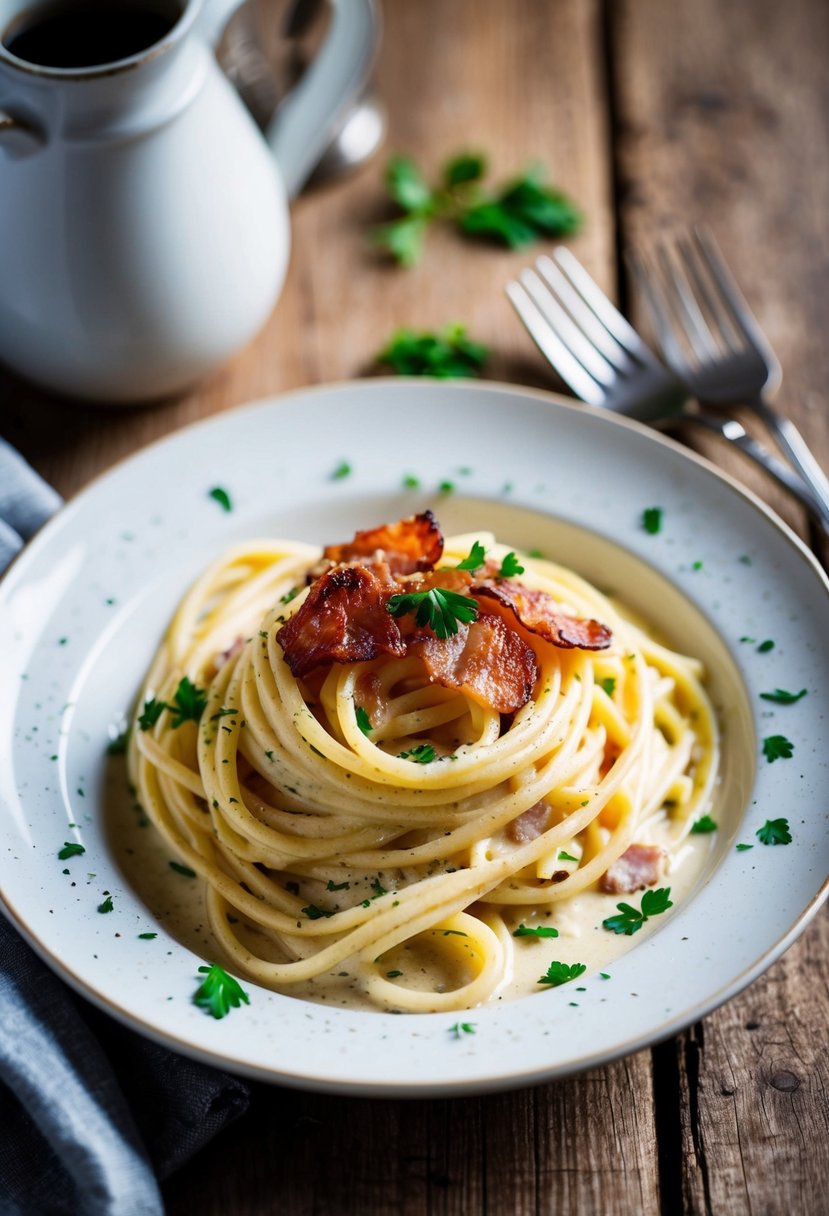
[0,440,251,1215]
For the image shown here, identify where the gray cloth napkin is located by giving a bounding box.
[0,441,251,1216]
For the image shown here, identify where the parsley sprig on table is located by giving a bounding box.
[372,152,581,266]
[193,963,250,1019]
[387,587,478,638]
[602,887,673,936]
[378,323,489,378]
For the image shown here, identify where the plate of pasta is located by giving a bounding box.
[1,380,827,1094]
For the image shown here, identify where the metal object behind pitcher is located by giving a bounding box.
[218,0,385,187]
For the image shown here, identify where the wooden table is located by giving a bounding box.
[4,1,828,1211]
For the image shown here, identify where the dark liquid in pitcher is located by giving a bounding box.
[3,0,180,68]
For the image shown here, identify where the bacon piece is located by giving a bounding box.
[474,580,612,651]
[600,844,664,894]
[508,800,553,843]
[276,563,406,679]
[321,511,444,576]
[411,614,539,713]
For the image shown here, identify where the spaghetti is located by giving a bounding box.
[128,513,718,1012]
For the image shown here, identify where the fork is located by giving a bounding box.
[506,248,826,524]
[632,226,829,532]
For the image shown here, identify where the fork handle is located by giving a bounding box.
[750,395,829,530]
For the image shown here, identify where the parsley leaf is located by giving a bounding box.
[387,587,478,638]
[302,904,333,920]
[690,815,718,834]
[498,551,525,577]
[460,167,581,248]
[377,324,488,379]
[169,861,197,878]
[138,932,157,940]
[538,960,587,987]
[443,152,486,188]
[208,486,232,512]
[513,923,559,938]
[762,734,794,762]
[599,677,616,697]
[330,461,352,481]
[759,688,807,704]
[449,1021,477,1038]
[385,154,435,214]
[167,677,208,728]
[193,963,250,1019]
[398,743,436,764]
[137,697,166,732]
[757,639,775,653]
[756,818,792,845]
[558,850,578,862]
[456,540,487,571]
[355,706,373,736]
[642,506,663,535]
[736,842,754,851]
[58,842,85,860]
[602,887,673,936]
[97,895,114,914]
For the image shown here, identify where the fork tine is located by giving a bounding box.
[692,226,781,380]
[654,242,719,361]
[674,234,743,352]
[627,250,691,373]
[534,255,635,372]
[505,280,607,406]
[519,269,617,387]
[551,247,661,367]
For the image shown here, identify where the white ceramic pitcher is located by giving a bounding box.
[0,0,378,402]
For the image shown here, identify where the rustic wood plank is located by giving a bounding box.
[612,1,829,1210]
[611,0,829,543]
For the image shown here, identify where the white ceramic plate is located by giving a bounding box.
[1,381,827,1096]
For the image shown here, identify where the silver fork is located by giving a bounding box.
[506,248,826,526]
[632,226,829,532]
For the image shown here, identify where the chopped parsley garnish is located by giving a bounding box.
[449,1021,477,1038]
[642,506,663,535]
[757,639,775,653]
[691,560,703,571]
[167,677,208,728]
[137,697,166,732]
[58,842,85,860]
[398,743,437,764]
[355,706,373,736]
[456,540,487,571]
[690,815,718,834]
[193,963,250,1019]
[538,961,587,987]
[762,734,794,763]
[386,970,403,979]
[736,843,753,851]
[138,932,157,940]
[438,479,456,494]
[372,152,580,266]
[331,461,352,481]
[280,587,300,605]
[756,818,792,846]
[302,905,333,920]
[326,879,350,891]
[513,923,559,938]
[759,688,807,704]
[169,861,197,878]
[377,324,489,379]
[387,587,478,638]
[402,474,421,489]
[208,486,232,512]
[599,972,611,980]
[210,707,237,721]
[97,895,114,914]
[602,887,673,936]
[599,677,616,697]
[498,551,524,578]
[558,851,578,862]
[371,878,387,898]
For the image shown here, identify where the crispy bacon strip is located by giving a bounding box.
[411,614,539,713]
[600,844,664,894]
[474,580,612,651]
[322,511,444,576]
[276,563,406,679]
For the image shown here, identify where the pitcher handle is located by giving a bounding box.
[266,0,380,198]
